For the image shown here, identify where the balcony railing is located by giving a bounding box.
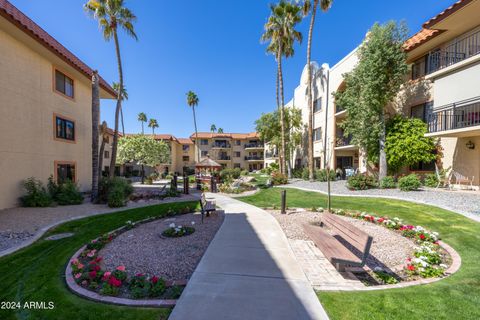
[244,143,264,149]
[265,152,278,158]
[428,97,480,133]
[217,155,231,161]
[335,135,353,147]
[245,156,264,161]
[335,104,346,114]
[427,30,480,74]
[212,143,231,148]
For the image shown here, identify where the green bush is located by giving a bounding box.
[379,176,396,189]
[55,180,84,205]
[300,168,310,180]
[99,177,133,207]
[398,174,421,191]
[20,177,52,207]
[241,170,249,176]
[347,174,378,190]
[265,162,279,175]
[219,168,241,181]
[316,169,336,182]
[423,173,438,188]
[271,172,288,185]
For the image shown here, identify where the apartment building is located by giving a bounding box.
[191,132,264,171]
[404,0,480,187]
[285,0,480,186]
[0,1,116,209]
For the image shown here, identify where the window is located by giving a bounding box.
[201,151,208,157]
[314,128,322,141]
[411,102,432,123]
[411,56,427,80]
[235,140,241,146]
[234,163,241,169]
[201,139,208,145]
[183,156,190,162]
[55,162,76,184]
[234,151,241,158]
[182,145,190,151]
[104,151,110,159]
[55,116,75,141]
[55,69,74,98]
[105,135,110,143]
[314,98,322,113]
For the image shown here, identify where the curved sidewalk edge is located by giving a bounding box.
[170,194,330,320]
[279,185,480,223]
[0,197,199,259]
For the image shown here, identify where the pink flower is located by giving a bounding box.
[108,276,122,287]
[136,273,144,277]
[77,263,84,270]
[74,273,82,279]
[91,239,98,243]
[71,258,79,265]
[102,271,111,281]
[89,271,97,279]
[151,276,159,284]
[87,250,97,258]
[116,265,126,272]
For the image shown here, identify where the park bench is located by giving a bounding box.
[303,212,373,272]
[449,170,474,190]
[199,193,216,223]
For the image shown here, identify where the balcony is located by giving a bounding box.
[334,134,357,151]
[245,156,264,161]
[335,104,346,114]
[427,97,480,137]
[212,142,231,149]
[244,142,264,150]
[216,155,231,161]
[426,30,480,75]
[265,152,278,159]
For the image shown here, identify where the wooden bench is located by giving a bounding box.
[199,194,216,223]
[303,213,373,271]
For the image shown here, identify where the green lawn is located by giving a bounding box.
[239,188,480,320]
[0,201,198,320]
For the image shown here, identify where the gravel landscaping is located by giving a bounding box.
[268,209,416,271]
[99,211,224,281]
[287,179,480,219]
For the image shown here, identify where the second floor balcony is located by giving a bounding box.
[212,142,231,149]
[335,134,353,148]
[244,142,264,149]
[427,97,480,136]
[245,155,264,161]
[265,151,278,159]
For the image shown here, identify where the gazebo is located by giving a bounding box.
[195,156,222,179]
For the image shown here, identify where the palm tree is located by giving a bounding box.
[218,128,224,133]
[91,70,100,202]
[113,82,128,135]
[148,118,159,135]
[210,124,217,133]
[84,0,138,179]
[138,112,147,134]
[261,0,303,176]
[300,0,333,181]
[186,91,200,163]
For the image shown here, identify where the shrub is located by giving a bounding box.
[423,173,438,188]
[316,169,336,182]
[240,170,249,176]
[379,176,396,189]
[99,177,133,207]
[149,277,166,297]
[55,180,84,205]
[219,168,241,181]
[398,174,421,191]
[347,174,378,190]
[20,177,52,207]
[265,162,279,175]
[271,172,288,185]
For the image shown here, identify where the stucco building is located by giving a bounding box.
[0,1,116,209]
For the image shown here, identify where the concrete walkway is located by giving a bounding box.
[170,194,329,320]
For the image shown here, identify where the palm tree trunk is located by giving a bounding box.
[98,137,106,187]
[275,61,283,175]
[141,122,144,134]
[277,51,287,176]
[192,106,200,163]
[120,106,125,136]
[109,29,124,178]
[306,1,318,181]
[91,71,100,202]
[379,112,387,179]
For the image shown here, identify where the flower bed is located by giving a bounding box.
[322,208,450,282]
[162,222,195,238]
[67,206,197,301]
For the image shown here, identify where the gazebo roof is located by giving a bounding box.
[195,157,222,168]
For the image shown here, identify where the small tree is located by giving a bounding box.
[335,21,408,178]
[117,135,170,184]
[385,116,436,174]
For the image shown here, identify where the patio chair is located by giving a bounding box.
[449,170,474,190]
[434,164,450,189]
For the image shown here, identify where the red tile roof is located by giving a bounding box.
[404,28,443,52]
[190,132,260,139]
[423,0,474,29]
[177,138,194,145]
[0,0,116,98]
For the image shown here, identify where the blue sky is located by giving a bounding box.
[12,0,454,138]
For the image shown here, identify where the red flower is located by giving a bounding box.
[407,265,416,271]
[151,276,159,284]
[136,273,144,277]
[93,265,101,272]
[89,270,97,279]
[108,276,122,287]
[419,234,426,240]
[95,257,103,263]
